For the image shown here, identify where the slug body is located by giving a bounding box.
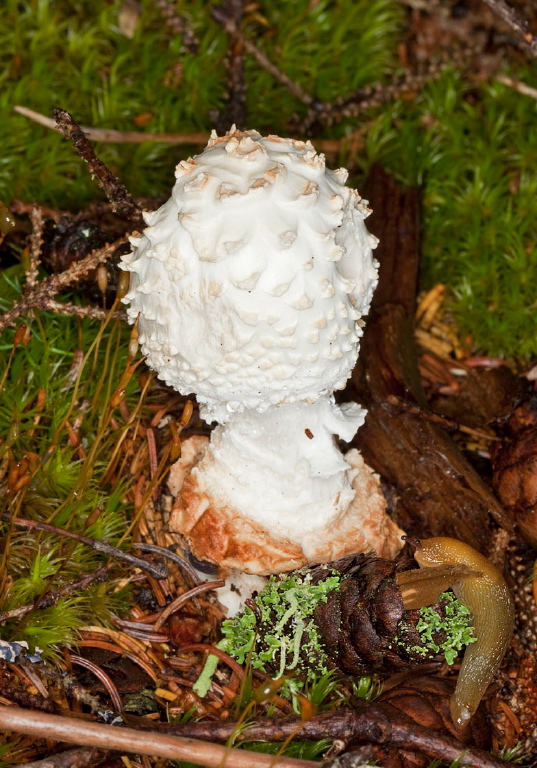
[399,536,515,727]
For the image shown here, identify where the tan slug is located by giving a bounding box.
[396,536,515,727]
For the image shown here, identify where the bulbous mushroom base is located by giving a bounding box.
[168,408,404,575]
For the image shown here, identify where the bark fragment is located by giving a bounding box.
[349,168,511,553]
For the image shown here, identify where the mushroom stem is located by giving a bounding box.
[172,396,404,574]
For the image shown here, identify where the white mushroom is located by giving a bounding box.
[121,127,404,575]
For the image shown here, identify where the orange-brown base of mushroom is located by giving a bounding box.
[168,436,404,575]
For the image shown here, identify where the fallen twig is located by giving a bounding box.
[0,237,127,336]
[128,703,513,768]
[496,73,537,100]
[0,515,168,580]
[209,8,315,107]
[0,565,111,623]
[132,542,202,586]
[14,105,349,155]
[15,106,208,145]
[53,109,142,224]
[0,706,316,768]
[482,0,537,57]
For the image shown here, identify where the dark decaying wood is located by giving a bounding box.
[348,168,511,554]
[17,747,113,768]
[136,699,506,768]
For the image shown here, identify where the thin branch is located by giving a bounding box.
[15,106,208,146]
[294,47,476,132]
[481,0,537,57]
[26,206,44,290]
[53,109,143,224]
[496,73,537,99]
[39,300,126,322]
[0,707,316,768]
[146,705,517,768]
[209,10,315,107]
[0,514,169,580]
[0,237,127,336]
[0,565,111,623]
[132,542,202,587]
[14,105,347,155]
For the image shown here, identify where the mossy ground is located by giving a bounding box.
[0,6,536,762]
[2,0,537,356]
[0,266,145,657]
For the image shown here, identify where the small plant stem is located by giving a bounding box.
[53,109,142,224]
[0,514,168,580]
[496,73,537,100]
[0,707,316,768]
[100,371,154,486]
[0,491,25,596]
[0,565,111,623]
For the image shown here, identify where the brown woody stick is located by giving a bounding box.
[0,238,126,336]
[131,705,512,768]
[0,514,168,580]
[53,109,142,224]
[0,707,315,768]
[482,0,537,57]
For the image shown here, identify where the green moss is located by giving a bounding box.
[0,269,148,657]
[2,4,537,356]
[363,66,537,358]
[0,0,400,207]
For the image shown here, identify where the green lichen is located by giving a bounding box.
[221,572,340,682]
[415,592,477,665]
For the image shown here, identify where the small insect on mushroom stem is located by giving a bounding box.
[396,536,515,727]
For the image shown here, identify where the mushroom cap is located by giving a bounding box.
[121,128,378,422]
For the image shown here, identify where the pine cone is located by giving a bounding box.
[311,555,465,677]
[221,554,474,684]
